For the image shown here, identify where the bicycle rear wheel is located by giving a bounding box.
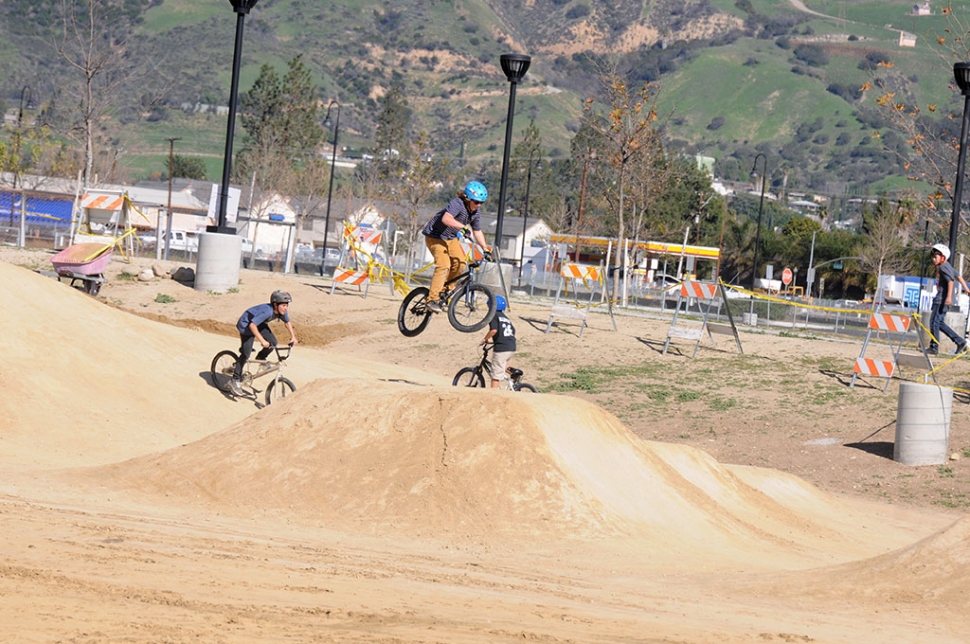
[265,376,296,404]
[398,286,433,337]
[514,382,538,393]
[453,367,485,387]
[447,283,496,333]
[210,350,239,392]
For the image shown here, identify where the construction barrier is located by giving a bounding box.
[329,266,372,297]
[545,263,614,338]
[662,281,742,358]
[850,312,934,391]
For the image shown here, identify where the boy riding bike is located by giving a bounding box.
[481,294,516,388]
[230,290,298,396]
[422,180,492,313]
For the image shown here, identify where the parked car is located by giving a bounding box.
[295,247,341,266]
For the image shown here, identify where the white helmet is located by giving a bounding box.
[932,243,950,261]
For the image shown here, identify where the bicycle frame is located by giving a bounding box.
[476,344,519,390]
[241,346,290,385]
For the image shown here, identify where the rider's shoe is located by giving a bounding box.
[228,378,244,396]
[256,362,273,375]
[427,300,443,313]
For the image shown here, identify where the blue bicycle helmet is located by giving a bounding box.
[494,294,507,311]
[464,181,488,203]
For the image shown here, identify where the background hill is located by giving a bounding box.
[0,0,964,196]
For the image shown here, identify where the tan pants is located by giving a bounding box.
[427,237,466,302]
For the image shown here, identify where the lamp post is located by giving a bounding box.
[321,100,341,270]
[949,62,970,254]
[13,85,31,190]
[212,0,259,234]
[519,149,540,283]
[750,153,767,315]
[494,53,531,255]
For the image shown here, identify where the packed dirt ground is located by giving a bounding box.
[2,246,969,643]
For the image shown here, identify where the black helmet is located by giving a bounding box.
[271,290,292,304]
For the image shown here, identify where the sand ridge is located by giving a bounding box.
[2,253,969,642]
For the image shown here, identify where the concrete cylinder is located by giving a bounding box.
[894,382,952,466]
[195,232,242,293]
[478,262,512,297]
[917,310,967,351]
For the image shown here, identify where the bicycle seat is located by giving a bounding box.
[507,367,523,379]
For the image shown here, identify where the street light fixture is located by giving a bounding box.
[750,153,767,311]
[322,100,341,271]
[212,0,260,233]
[949,62,970,254]
[494,53,531,255]
[519,149,541,283]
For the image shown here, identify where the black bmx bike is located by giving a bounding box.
[397,259,497,337]
[452,343,537,392]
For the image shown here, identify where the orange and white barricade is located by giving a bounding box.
[662,281,742,358]
[329,265,372,297]
[545,263,612,338]
[850,311,933,390]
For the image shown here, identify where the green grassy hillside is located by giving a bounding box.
[0,0,967,194]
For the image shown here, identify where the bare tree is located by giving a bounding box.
[857,196,913,302]
[584,60,661,295]
[390,132,445,278]
[49,0,141,189]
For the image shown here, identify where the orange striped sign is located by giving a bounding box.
[332,267,369,285]
[868,313,910,333]
[854,357,895,378]
[679,281,718,299]
[80,193,124,211]
[560,263,599,281]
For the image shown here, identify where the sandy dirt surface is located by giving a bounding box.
[2,247,969,643]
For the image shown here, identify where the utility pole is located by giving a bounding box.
[163,137,181,260]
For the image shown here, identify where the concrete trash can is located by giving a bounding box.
[894,381,951,466]
[917,309,967,351]
[478,261,511,297]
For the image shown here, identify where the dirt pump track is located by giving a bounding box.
[1,249,969,643]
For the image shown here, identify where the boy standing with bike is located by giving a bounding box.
[481,294,516,388]
[229,290,298,396]
[422,180,492,313]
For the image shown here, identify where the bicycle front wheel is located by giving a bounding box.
[265,376,296,404]
[514,382,538,393]
[453,367,485,387]
[210,350,239,392]
[398,286,433,337]
[448,283,496,333]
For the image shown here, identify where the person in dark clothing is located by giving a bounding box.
[927,243,969,356]
[481,294,516,388]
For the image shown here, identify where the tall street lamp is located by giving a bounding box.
[494,53,531,255]
[519,149,540,283]
[949,62,970,254]
[322,100,341,270]
[212,0,259,234]
[13,85,31,190]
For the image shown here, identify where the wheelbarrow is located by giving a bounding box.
[50,243,113,296]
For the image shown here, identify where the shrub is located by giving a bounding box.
[793,43,829,67]
[566,4,590,20]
